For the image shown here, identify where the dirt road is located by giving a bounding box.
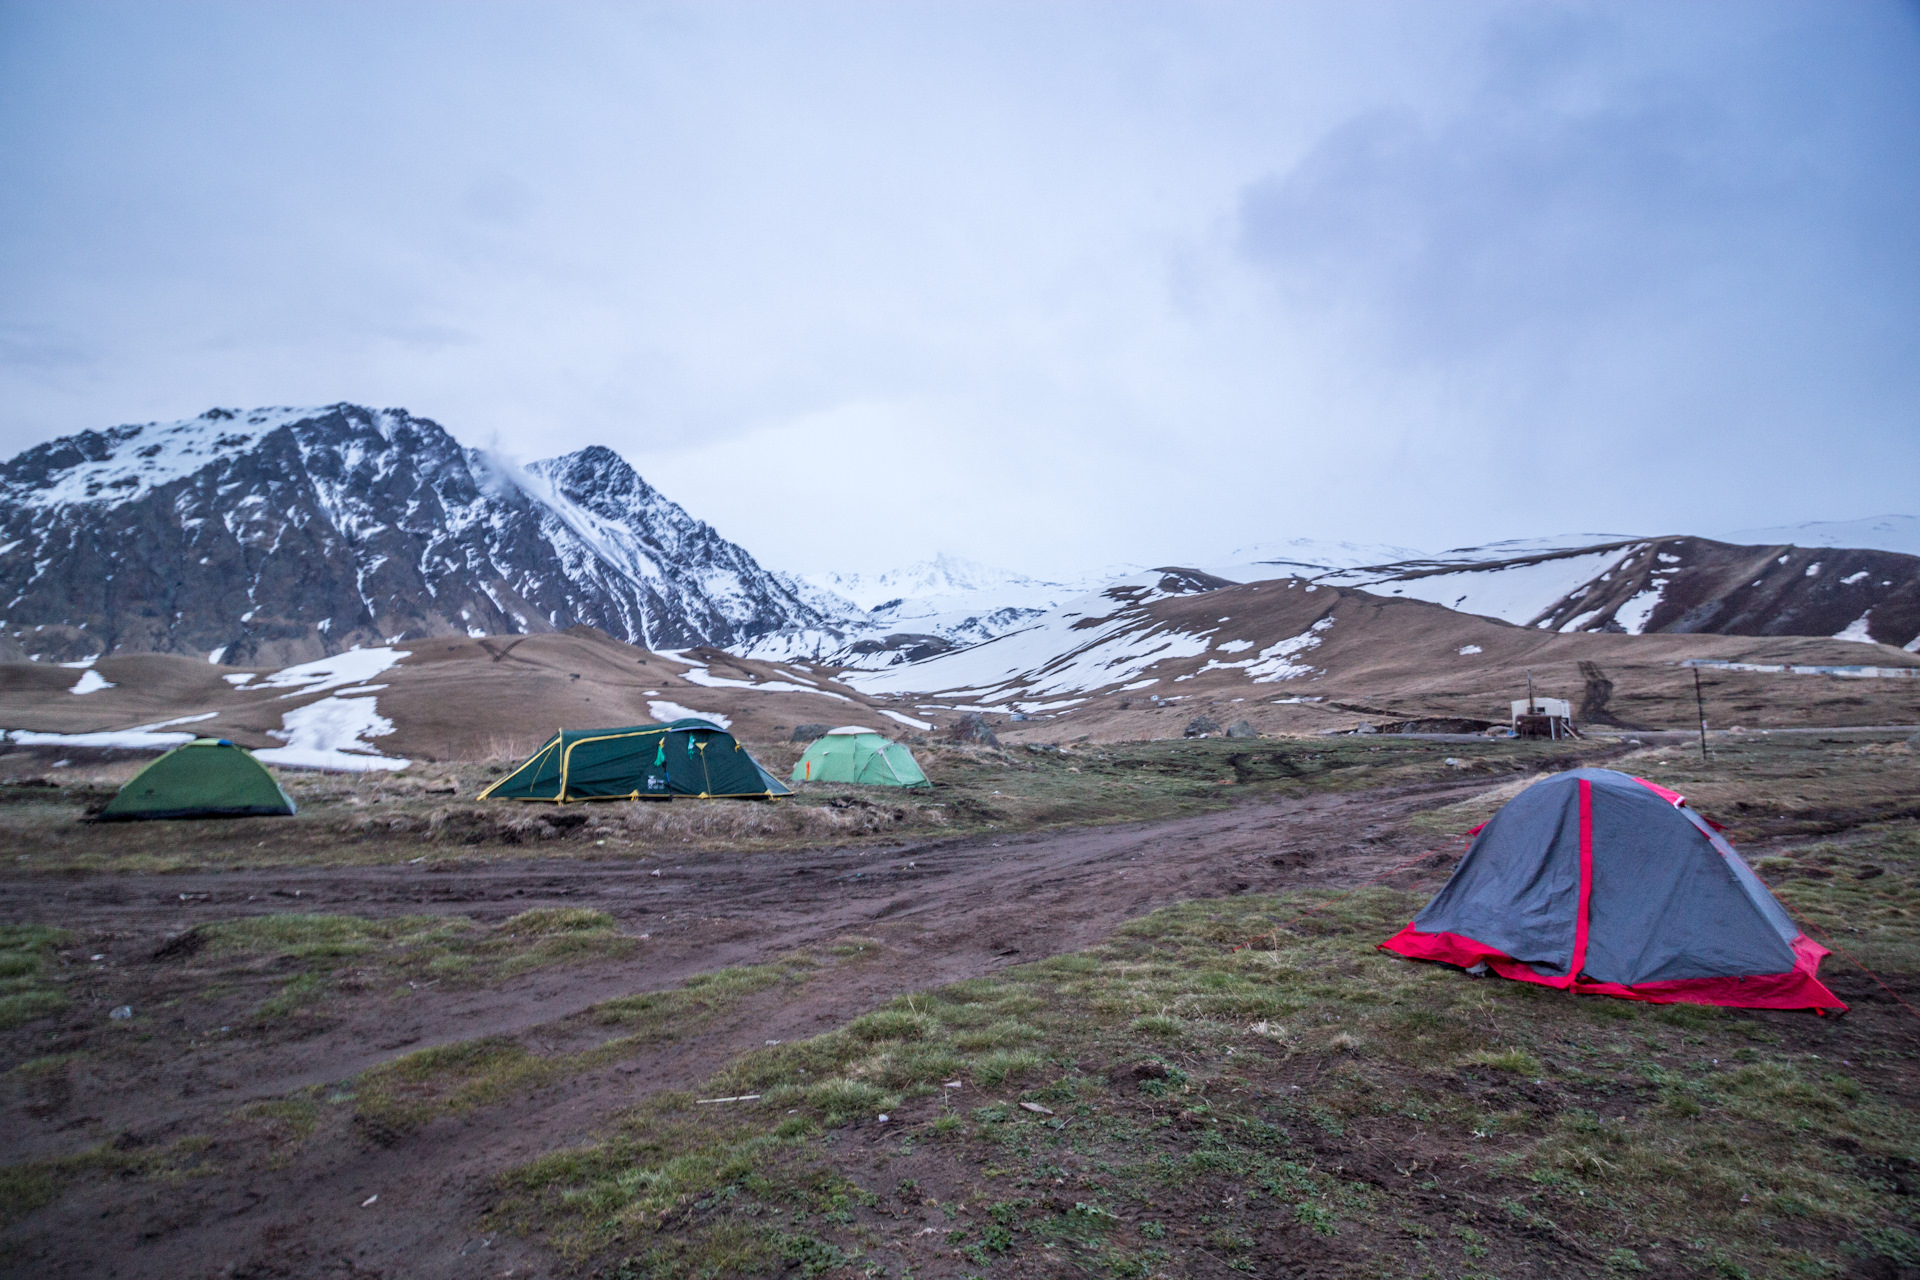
[0,780,1481,1279]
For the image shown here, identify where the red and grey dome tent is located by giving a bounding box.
[1381,768,1844,1013]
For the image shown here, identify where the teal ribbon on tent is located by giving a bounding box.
[654,738,667,767]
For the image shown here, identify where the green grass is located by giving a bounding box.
[0,924,67,1029]
[355,955,824,1137]
[0,1136,215,1228]
[485,820,1920,1278]
[191,909,640,1024]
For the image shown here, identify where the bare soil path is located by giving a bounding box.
[0,780,1484,1280]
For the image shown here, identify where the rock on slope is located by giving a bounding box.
[0,405,832,665]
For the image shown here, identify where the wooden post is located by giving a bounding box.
[1693,669,1709,762]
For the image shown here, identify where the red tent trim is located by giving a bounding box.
[1380,925,1844,1011]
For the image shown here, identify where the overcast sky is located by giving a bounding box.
[3,1,1916,578]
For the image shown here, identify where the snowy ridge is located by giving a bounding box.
[6,407,322,510]
[734,552,1134,663]
[1723,515,1920,559]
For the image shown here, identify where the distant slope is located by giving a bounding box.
[0,405,832,665]
[1313,537,1920,651]
[838,570,1920,739]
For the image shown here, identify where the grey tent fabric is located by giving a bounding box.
[1582,783,1796,983]
[1392,768,1823,992]
[1407,773,1587,977]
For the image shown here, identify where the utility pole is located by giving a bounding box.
[1693,668,1709,762]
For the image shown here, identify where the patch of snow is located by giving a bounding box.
[1216,640,1254,654]
[1841,571,1871,585]
[1321,548,1632,626]
[68,669,114,695]
[1458,645,1483,655]
[679,665,850,701]
[1832,614,1876,644]
[1613,588,1664,635]
[144,712,220,729]
[258,647,410,698]
[1805,562,1822,577]
[57,656,97,669]
[207,646,227,665]
[1241,617,1334,683]
[648,701,731,729]
[879,709,933,730]
[255,695,409,771]
[223,673,255,687]
[5,727,197,750]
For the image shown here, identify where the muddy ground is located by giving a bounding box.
[2,731,1916,1279]
[0,777,1500,1279]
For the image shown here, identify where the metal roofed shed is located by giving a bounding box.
[1512,696,1578,739]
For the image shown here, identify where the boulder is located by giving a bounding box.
[1183,715,1221,738]
[946,712,1001,747]
[1226,720,1258,739]
[790,723,831,743]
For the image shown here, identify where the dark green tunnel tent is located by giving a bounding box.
[100,739,297,820]
[478,719,791,802]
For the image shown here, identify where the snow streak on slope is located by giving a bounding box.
[1318,548,1641,628]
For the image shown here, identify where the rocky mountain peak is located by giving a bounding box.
[0,404,835,665]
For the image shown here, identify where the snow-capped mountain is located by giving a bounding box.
[734,552,1133,666]
[0,404,832,664]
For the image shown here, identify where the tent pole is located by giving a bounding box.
[1694,669,1709,762]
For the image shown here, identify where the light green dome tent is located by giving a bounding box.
[101,739,297,821]
[791,727,929,788]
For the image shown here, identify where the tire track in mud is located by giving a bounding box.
[0,779,1485,1280]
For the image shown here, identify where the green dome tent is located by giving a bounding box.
[101,739,296,821]
[479,719,791,802]
[791,727,929,788]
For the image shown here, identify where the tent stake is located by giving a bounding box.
[1694,669,1709,762]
